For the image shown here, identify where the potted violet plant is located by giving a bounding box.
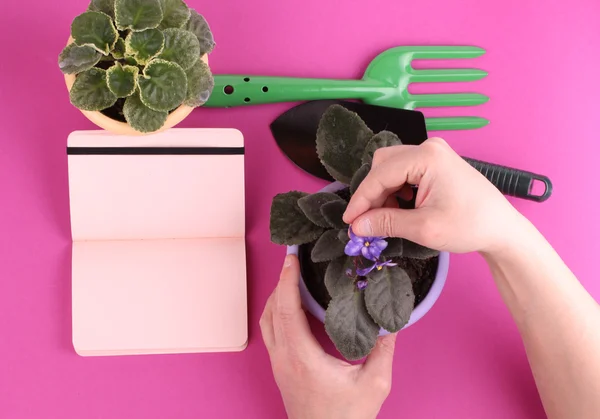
[269,104,449,360]
[58,0,215,135]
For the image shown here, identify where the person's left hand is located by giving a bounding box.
[260,254,398,419]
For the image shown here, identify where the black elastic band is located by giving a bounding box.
[67,147,245,155]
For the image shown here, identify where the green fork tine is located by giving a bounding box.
[405,93,489,108]
[204,45,489,131]
[409,68,488,83]
[425,116,489,131]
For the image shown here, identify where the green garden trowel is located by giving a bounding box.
[204,46,489,131]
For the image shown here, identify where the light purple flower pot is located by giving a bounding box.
[287,181,450,336]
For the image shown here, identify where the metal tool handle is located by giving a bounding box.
[462,157,553,202]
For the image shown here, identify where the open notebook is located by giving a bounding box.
[67,129,247,356]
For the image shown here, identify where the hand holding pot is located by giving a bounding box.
[260,255,397,419]
[344,137,526,254]
[345,137,600,418]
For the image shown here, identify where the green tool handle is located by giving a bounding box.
[204,75,387,107]
[204,75,489,131]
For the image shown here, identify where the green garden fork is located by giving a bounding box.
[204,46,489,131]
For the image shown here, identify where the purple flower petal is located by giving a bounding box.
[348,227,364,244]
[361,246,374,260]
[345,240,363,257]
[362,245,384,261]
[345,268,353,276]
[371,248,384,259]
[347,228,390,261]
[356,280,368,291]
[371,238,388,251]
[373,260,398,270]
[357,264,376,276]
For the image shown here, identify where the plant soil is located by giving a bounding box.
[101,98,127,122]
[299,241,438,311]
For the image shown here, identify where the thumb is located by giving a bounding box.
[274,255,322,352]
[360,333,397,387]
[276,255,303,314]
[351,207,427,241]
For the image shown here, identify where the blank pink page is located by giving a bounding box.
[72,238,247,356]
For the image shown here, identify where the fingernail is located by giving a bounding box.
[356,218,373,236]
[283,255,293,267]
[342,209,350,224]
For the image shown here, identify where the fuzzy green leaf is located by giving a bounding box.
[365,267,414,332]
[112,38,126,59]
[362,131,403,166]
[125,56,139,66]
[106,63,139,98]
[123,92,168,133]
[185,9,215,55]
[337,229,349,244]
[125,29,165,64]
[70,68,117,111]
[297,192,345,228]
[115,0,163,31]
[270,191,325,246]
[138,59,187,112]
[324,256,355,298]
[381,238,403,258]
[402,240,440,260]
[184,58,214,107]
[350,163,370,195]
[71,11,118,55]
[158,0,191,29]
[88,0,115,19]
[158,28,200,70]
[58,43,102,75]
[325,292,379,361]
[316,105,374,184]
[321,199,348,229]
[312,230,346,263]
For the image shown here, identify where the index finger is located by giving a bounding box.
[343,147,427,223]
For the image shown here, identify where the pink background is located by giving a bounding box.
[1,0,599,417]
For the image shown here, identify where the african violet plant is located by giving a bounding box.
[270,105,439,361]
[58,0,215,133]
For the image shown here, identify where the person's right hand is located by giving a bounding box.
[343,137,527,254]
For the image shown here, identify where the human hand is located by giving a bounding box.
[343,138,526,254]
[260,254,397,419]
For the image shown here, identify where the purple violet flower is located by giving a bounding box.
[356,280,368,290]
[344,227,388,261]
[356,259,398,277]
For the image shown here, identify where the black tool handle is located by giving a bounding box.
[462,157,553,202]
